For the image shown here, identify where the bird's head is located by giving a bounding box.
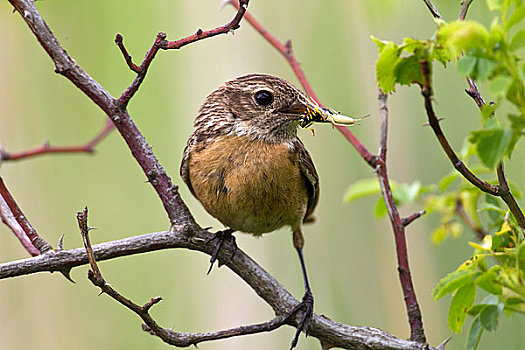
[195,74,361,142]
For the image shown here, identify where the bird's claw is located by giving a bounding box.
[286,290,314,349]
[206,228,236,274]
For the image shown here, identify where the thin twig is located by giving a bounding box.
[375,91,426,343]
[496,163,525,228]
[115,34,140,73]
[161,0,249,49]
[0,177,52,255]
[9,0,197,226]
[115,0,250,109]
[422,0,445,21]
[419,60,499,194]
[420,59,525,229]
[2,120,114,161]
[116,32,166,108]
[455,198,486,240]
[458,0,475,21]
[455,0,525,229]
[1,221,438,349]
[464,79,486,110]
[229,0,377,168]
[0,195,40,256]
[402,210,427,227]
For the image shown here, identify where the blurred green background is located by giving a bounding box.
[1,0,524,349]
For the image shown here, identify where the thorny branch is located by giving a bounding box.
[1,0,453,348]
[77,207,289,348]
[230,0,428,343]
[0,220,439,350]
[115,0,249,109]
[375,92,426,343]
[420,0,525,230]
[6,0,431,349]
[0,177,51,255]
[1,120,114,162]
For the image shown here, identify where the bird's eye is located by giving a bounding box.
[254,90,274,106]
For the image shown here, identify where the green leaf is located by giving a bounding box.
[506,77,525,108]
[439,172,459,191]
[432,225,448,244]
[486,0,504,11]
[371,35,388,51]
[433,269,475,300]
[488,76,512,99]
[395,181,422,203]
[468,304,487,316]
[466,317,484,350]
[510,29,525,51]
[469,127,513,168]
[438,21,489,59]
[508,113,525,132]
[374,197,388,217]
[477,203,505,214]
[457,55,478,77]
[481,104,496,120]
[449,282,476,333]
[475,266,503,295]
[375,42,400,93]
[506,5,525,30]
[343,178,382,202]
[401,37,428,53]
[479,304,502,331]
[432,45,451,66]
[518,241,525,261]
[457,50,498,81]
[394,55,424,86]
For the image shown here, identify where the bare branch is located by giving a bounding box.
[455,197,486,240]
[115,34,140,73]
[422,0,444,21]
[8,0,196,226]
[78,208,290,348]
[161,0,249,50]
[0,195,40,256]
[464,79,486,110]
[402,210,427,227]
[0,177,52,255]
[375,91,426,343]
[2,120,114,162]
[419,60,499,194]
[1,222,438,350]
[115,0,250,109]
[458,0,475,21]
[456,0,525,229]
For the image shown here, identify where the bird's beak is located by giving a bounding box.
[299,100,364,129]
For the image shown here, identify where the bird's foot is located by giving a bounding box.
[285,290,314,349]
[206,228,236,274]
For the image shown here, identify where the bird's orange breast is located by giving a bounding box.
[187,134,309,235]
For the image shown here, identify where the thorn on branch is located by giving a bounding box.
[56,234,65,250]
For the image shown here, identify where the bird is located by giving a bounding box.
[180,74,360,348]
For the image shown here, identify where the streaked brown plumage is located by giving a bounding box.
[180,74,336,348]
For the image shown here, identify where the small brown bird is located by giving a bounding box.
[180,74,359,348]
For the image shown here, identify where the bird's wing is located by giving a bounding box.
[294,139,319,223]
[180,140,197,198]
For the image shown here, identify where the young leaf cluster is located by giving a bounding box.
[360,1,525,348]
